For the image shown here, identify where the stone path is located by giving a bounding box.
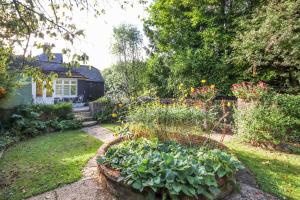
[28,125,116,200]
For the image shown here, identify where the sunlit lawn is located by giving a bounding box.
[226,140,300,200]
[0,130,102,200]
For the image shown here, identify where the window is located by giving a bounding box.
[36,80,43,97]
[55,79,77,96]
[46,81,53,97]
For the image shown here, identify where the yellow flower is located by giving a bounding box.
[201,79,207,84]
[111,113,118,118]
[210,84,215,89]
[118,103,123,108]
[227,102,231,107]
[191,87,195,93]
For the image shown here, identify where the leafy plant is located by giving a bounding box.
[94,96,112,104]
[98,138,243,199]
[231,81,268,100]
[234,93,300,145]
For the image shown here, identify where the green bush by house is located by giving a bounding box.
[0,103,81,150]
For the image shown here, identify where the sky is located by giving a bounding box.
[22,1,150,70]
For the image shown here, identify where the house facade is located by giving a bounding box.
[0,53,104,109]
[31,53,105,105]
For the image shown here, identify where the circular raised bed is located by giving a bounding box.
[97,136,235,200]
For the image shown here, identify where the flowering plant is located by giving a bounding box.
[231,81,268,100]
[190,84,217,103]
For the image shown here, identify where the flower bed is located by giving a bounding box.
[97,137,243,200]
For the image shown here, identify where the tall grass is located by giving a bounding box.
[127,103,218,140]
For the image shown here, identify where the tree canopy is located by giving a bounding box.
[142,0,299,96]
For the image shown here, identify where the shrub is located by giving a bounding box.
[98,138,243,199]
[234,93,300,144]
[231,81,268,100]
[31,103,73,120]
[0,103,80,150]
[94,96,112,104]
[94,102,128,123]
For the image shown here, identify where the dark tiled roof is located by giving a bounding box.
[10,54,104,82]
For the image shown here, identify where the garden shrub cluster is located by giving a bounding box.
[0,103,81,150]
[235,93,300,145]
[94,98,128,123]
[99,138,243,199]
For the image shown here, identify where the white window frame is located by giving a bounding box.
[55,78,78,97]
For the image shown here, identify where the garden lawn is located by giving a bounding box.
[0,130,102,200]
[226,140,300,200]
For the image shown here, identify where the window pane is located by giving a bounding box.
[56,80,62,84]
[64,80,70,84]
[71,85,76,95]
[63,85,70,95]
[36,81,43,97]
[71,80,76,85]
[46,81,53,97]
[56,85,62,95]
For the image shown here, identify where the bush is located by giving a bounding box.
[98,138,243,199]
[235,93,300,144]
[0,103,80,150]
[29,103,73,120]
[94,102,128,123]
[94,96,112,104]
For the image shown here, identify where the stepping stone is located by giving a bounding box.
[82,121,98,127]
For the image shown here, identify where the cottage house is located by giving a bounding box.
[33,53,104,105]
[0,53,104,109]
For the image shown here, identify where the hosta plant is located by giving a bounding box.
[98,138,243,199]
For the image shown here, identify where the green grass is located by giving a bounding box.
[100,123,120,133]
[0,130,102,200]
[226,140,300,200]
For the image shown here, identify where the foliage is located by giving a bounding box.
[109,24,146,98]
[226,141,300,200]
[231,0,300,94]
[0,103,80,150]
[0,130,102,200]
[234,93,300,145]
[127,103,218,137]
[0,47,15,99]
[191,84,217,103]
[99,138,243,199]
[94,96,112,104]
[94,102,128,123]
[143,0,261,96]
[231,81,268,100]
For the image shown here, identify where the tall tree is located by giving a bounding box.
[231,0,300,94]
[111,24,145,97]
[144,0,263,96]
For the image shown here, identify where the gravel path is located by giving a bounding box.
[27,126,116,200]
